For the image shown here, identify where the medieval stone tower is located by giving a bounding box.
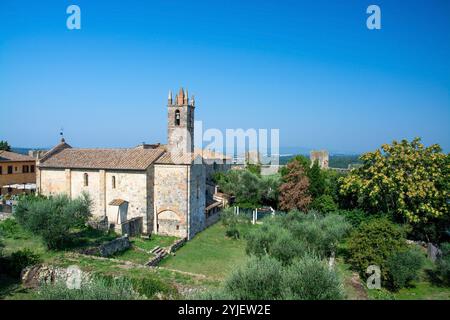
[167,88,195,155]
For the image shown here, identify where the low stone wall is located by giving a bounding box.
[82,235,131,257]
[168,238,187,254]
[120,217,143,237]
[87,216,109,232]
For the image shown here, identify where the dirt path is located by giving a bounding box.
[345,272,369,300]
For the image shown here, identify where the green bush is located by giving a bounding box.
[282,255,343,300]
[4,249,41,277]
[224,255,284,300]
[245,211,350,263]
[33,276,141,300]
[225,226,240,239]
[435,243,450,286]
[0,218,29,239]
[333,209,369,227]
[311,194,337,213]
[269,230,307,266]
[130,277,176,299]
[386,247,425,290]
[214,254,344,300]
[347,218,406,280]
[14,193,92,250]
[289,212,351,258]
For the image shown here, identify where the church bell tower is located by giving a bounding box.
[167,88,195,155]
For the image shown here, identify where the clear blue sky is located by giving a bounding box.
[1,0,449,153]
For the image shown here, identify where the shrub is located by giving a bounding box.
[245,211,350,263]
[33,276,141,300]
[245,223,279,257]
[347,218,406,280]
[311,194,337,213]
[333,209,369,227]
[0,218,29,239]
[289,212,351,258]
[217,254,344,300]
[282,255,343,300]
[224,256,284,300]
[14,193,92,250]
[4,249,41,277]
[435,242,450,286]
[221,208,240,239]
[269,231,307,266]
[130,277,176,299]
[386,247,425,290]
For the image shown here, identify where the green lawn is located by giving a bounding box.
[132,235,178,251]
[159,222,252,279]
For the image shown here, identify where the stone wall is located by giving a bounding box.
[39,167,151,235]
[188,163,206,238]
[82,235,131,257]
[154,164,189,238]
[104,170,149,233]
[38,168,66,195]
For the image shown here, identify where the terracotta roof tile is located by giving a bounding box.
[0,151,35,162]
[39,147,165,170]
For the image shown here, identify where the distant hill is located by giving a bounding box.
[279,154,362,168]
[11,148,31,155]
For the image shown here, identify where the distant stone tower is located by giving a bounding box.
[167,88,195,155]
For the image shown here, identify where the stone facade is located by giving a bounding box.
[310,150,329,169]
[37,89,229,240]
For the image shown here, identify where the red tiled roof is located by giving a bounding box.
[0,150,35,162]
[39,147,165,170]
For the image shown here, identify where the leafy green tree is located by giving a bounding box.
[214,168,281,208]
[279,155,310,178]
[245,211,350,262]
[311,194,337,213]
[308,160,326,198]
[14,193,92,249]
[340,138,449,227]
[34,277,142,300]
[0,140,11,151]
[386,248,425,290]
[435,243,450,286]
[224,255,284,300]
[217,254,344,300]
[347,217,407,280]
[282,255,343,300]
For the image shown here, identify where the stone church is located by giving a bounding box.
[36,89,230,239]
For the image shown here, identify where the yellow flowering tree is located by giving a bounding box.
[340,138,449,226]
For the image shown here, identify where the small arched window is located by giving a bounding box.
[175,110,180,126]
[83,173,89,187]
[112,176,116,189]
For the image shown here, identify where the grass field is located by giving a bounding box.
[160,222,252,279]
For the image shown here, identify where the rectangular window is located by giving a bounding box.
[23,165,29,173]
[31,165,35,173]
[7,166,13,174]
[0,166,2,175]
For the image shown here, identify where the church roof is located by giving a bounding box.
[39,144,166,170]
[155,152,201,165]
[0,150,35,162]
